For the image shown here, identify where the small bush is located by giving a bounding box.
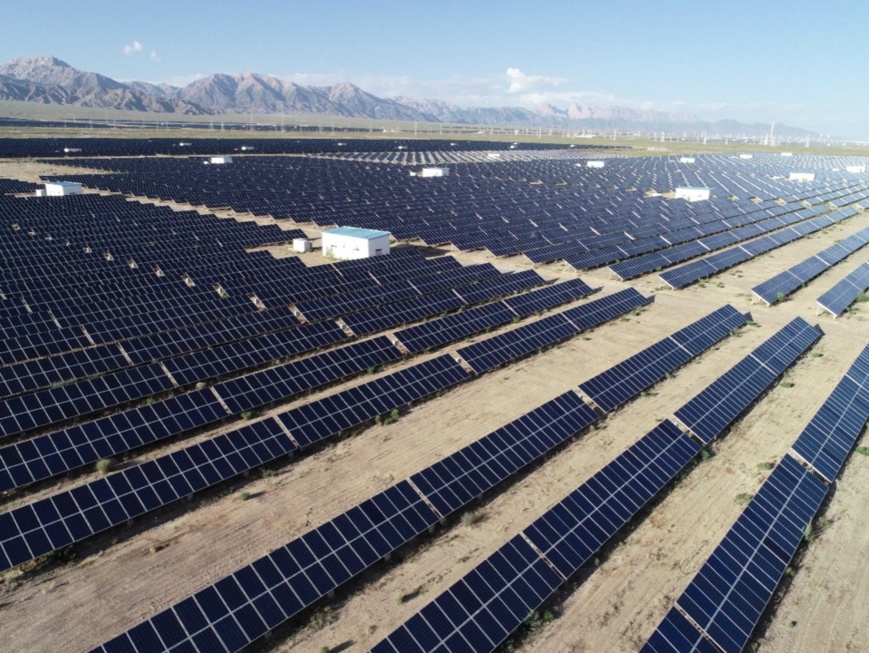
[855,292,868,303]
[48,546,77,565]
[379,408,401,426]
[461,510,481,527]
[95,458,115,475]
[700,449,712,462]
[757,461,774,471]
[240,491,251,501]
[321,647,331,653]
[811,351,824,358]
[259,467,275,479]
[779,380,795,388]
[735,493,753,504]
[240,411,253,420]
[855,446,869,456]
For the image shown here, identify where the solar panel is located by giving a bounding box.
[374,420,700,653]
[457,289,648,374]
[276,355,468,447]
[394,302,517,355]
[674,317,821,444]
[410,391,598,518]
[649,455,828,653]
[816,261,869,316]
[791,344,869,482]
[579,305,745,412]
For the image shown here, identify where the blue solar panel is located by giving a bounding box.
[579,305,745,412]
[791,345,869,482]
[661,456,828,653]
[675,318,821,444]
[816,261,869,316]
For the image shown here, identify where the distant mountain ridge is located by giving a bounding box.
[0,56,817,137]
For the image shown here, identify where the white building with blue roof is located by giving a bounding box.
[321,226,391,260]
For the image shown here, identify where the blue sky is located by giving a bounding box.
[3,0,867,138]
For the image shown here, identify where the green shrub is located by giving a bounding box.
[240,491,251,501]
[95,458,115,475]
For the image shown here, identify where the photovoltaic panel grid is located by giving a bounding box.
[92,389,601,653]
[578,304,746,412]
[456,288,649,373]
[791,344,869,482]
[641,455,829,653]
[674,317,822,443]
[371,420,700,653]
[816,261,869,317]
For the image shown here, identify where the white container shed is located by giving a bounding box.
[679,157,696,163]
[846,165,866,173]
[420,167,449,177]
[586,160,605,168]
[210,156,233,164]
[739,154,753,159]
[322,227,391,260]
[45,181,83,196]
[789,172,816,182]
[675,186,711,202]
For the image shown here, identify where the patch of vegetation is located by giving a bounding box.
[95,458,115,475]
[308,606,333,632]
[240,410,254,420]
[779,380,795,388]
[735,492,753,504]
[461,510,482,527]
[855,446,869,457]
[375,408,401,426]
[259,467,275,479]
[48,546,77,565]
[240,491,251,501]
[774,292,788,305]
[700,449,712,462]
[855,291,869,303]
[757,461,774,471]
[811,351,824,358]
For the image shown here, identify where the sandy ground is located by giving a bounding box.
[0,157,867,653]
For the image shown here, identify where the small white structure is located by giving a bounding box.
[789,172,816,182]
[322,227,391,260]
[675,186,711,202]
[679,157,696,163]
[846,165,866,173]
[293,238,312,253]
[780,152,793,157]
[63,147,82,154]
[587,160,606,168]
[240,146,255,151]
[420,167,449,178]
[35,189,46,197]
[45,181,83,196]
[487,152,502,159]
[739,154,753,159]
[210,156,233,164]
[178,142,192,147]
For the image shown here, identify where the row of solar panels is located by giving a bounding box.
[371,318,822,651]
[0,283,657,570]
[643,343,869,653]
[751,225,869,304]
[0,277,597,493]
[88,300,751,652]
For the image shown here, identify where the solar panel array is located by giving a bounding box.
[816,260,869,316]
[373,320,826,652]
[674,318,822,443]
[660,208,860,289]
[791,345,869,482]
[579,304,746,412]
[751,225,869,304]
[93,389,601,653]
[456,288,649,373]
[642,456,828,653]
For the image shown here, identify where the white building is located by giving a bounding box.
[240,146,256,151]
[210,156,233,164]
[293,238,312,253]
[63,147,82,154]
[780,152,793,157]
[675,186,711,202]
[45,181,83,196]
[679,157,696,163]
[587,160,606,168]
[419,167,449,178]
[789,172,816,182]
[739,154,753,159]
[846,165,866,173]
[321,227,391,260]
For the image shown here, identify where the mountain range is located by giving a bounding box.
[0,56,816,137]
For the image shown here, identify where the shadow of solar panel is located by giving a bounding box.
[579,305,745,412]
[276,355,468,447]
[791,345,869,482]
[675,318,821,444]
[411,391,597,518]
[672,456,828,653]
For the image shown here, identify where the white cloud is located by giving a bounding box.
[149,50,160,61]
[123,40,143,55]
[506,68,567,94]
